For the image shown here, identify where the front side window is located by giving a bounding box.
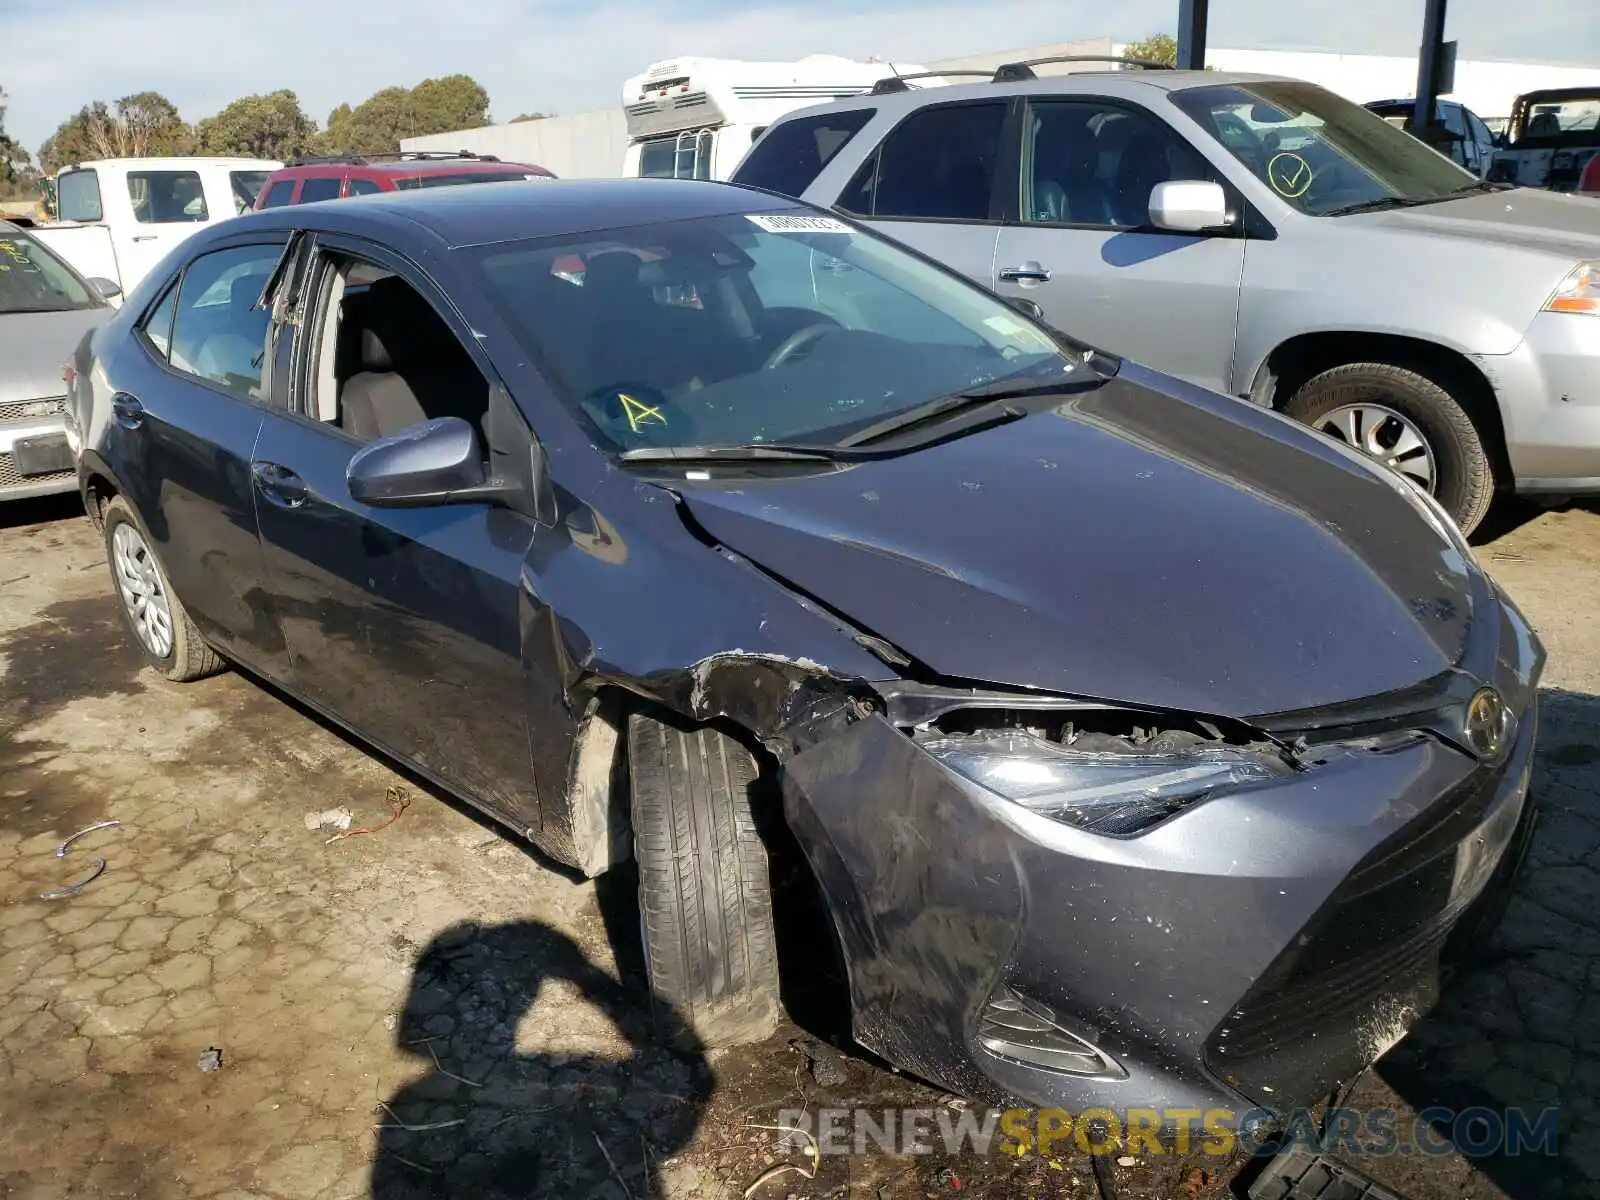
[230,170,270,213]
[839,101,1006,221]
[57,169,103,222]
[297,177,343,204]
[0,231,99,313]
[733,109,874,198]
[1173,81,1478,216]
[470,209,1074,454]
[1022,100,1215,228]
[128,171,209,223]
[168,243,285,399]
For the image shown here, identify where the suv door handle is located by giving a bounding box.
[251,461,308,509]
[131,235,158,243]
[999,262,1052,284]
[110,392,143,429]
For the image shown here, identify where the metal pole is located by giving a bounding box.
[1177,0,1209,70]
[1409,0,1449,136]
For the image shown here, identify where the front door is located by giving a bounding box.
[991,98,1246,395]
[252,241,541,827]
[836,98,1010,289]
[119,167,217,287]
[113,238,289,674]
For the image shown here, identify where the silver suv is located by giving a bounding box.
[732,61,1600,534]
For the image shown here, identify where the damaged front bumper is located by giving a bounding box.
[777,629,1541,1127]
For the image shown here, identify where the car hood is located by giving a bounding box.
[1365,187,1600,259]
[0,308,107,403]
[677,369,1478,719]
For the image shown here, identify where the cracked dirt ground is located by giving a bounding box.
[3,494,1600,1200]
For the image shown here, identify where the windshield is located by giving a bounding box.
[0,230,99,313]
[1172,81,1477,215]
[636,131,715,179]
[1511,94,1600,145]
[470,209,1076,453]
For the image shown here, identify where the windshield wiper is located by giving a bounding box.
[837,377,1086,449]
[1321,195,1453,217]
[618,443,862,464]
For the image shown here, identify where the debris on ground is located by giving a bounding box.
[38,819,121,900]
[739,1123,818,1197]
[935,1165,963,1190]
[1175,1166,1210,1199]
[304,807,354,833]
[325,786,411,844]
[197,1047,223,1072]
[789,1037,848,1087]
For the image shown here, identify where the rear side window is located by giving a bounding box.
[839,101,1007,221]
[168,243,286,399]
[57,169,103,222]
[734,109,874,198]
[260,180,296,208]
[347,177,383,196]
[128,171,208,223]
[298,177,343,204]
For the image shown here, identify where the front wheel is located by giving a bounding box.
[627,713,782,1050]
[1284,362,1495,535]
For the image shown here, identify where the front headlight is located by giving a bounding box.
[921,730,1290,836]
[1544,261,1600,316]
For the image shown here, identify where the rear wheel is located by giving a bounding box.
[102,495,224,682]
[1284,362,1495,535]
[627,713,781,1049]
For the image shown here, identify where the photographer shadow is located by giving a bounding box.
[371,918,711,1200]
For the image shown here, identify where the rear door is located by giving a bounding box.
[991,97,1246,394]
[109,235,294,675]
[831,99,1011,288]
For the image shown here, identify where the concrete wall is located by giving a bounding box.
[402,108,628,179]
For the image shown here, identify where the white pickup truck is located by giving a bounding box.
[32,157,280,304]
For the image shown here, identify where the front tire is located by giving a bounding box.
[1285,362,1495,535]
[627,713,781,1049]
[102,495,224,682]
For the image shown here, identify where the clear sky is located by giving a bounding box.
[5,0,1597,153]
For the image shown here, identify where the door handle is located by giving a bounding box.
[131,235,158,243]
[251,461,308,509]
[999,263,1052,284]
[110,392,143,429]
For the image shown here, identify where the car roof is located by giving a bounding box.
[767,69,1301,125]
[62,157,279,171]
[240,177,797,249]
[277,158,544,176]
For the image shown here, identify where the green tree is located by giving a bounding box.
[323,75,491,156]
[38,92,193,173]
[510,112,551,123]
[196,90,318,160]
[1122,34,1179,67]
[0,87,40,200]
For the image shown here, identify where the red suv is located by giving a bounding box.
[253,151,554,209]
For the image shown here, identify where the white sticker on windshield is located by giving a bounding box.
[984,315,1026,336]
[746,213,853,234]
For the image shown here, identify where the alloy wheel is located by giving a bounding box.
[1316,403,1437,493]
[112,522,174,659]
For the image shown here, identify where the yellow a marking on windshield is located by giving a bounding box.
[619,393,666,433]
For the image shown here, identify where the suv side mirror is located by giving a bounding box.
[1148,181,1230,233]
[348,416,513,508]
[1005,295,1046,321]
[88,276,121,300]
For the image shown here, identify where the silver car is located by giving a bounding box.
[0,221,114,501]
[733,65,1600,533]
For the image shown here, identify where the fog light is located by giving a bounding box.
[977,987,1126,1080]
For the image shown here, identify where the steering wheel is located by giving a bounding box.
[763,323,836,371]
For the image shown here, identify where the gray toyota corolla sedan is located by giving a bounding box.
[0,220,114,501]
[67,179,1541,1130]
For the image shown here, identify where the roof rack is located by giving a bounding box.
[992,54,1174,81]
[869,70,996,95]
[287,150,500,167]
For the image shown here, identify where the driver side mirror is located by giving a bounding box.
[347,416,514,508]
[88,276,121,301]
[1148,180,1231,233]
